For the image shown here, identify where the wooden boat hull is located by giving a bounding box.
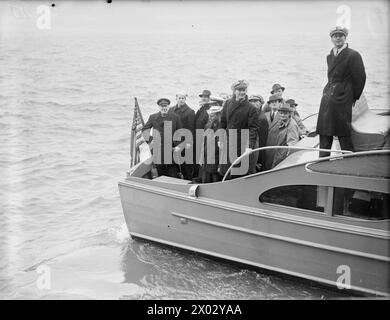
[118,156,390,296]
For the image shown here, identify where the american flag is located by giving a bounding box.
[130,97,146,167]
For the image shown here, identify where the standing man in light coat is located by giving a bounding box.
[264,94,283,126]
[316,26,366,157]
[265,103,300,170]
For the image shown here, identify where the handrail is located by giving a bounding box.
[301,113,318,122]
[221,146,353,182]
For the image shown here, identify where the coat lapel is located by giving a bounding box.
[227,99,240,121]
[228,96,247,121]
[328,44,349,74]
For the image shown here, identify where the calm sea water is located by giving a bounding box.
[0,1,389,299]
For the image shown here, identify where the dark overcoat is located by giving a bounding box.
[169,103,196,161]
[169,103,196,135]
[316,44,366,137]
[202,120,220,173]
[219,96,260,176]
[142,112,182,164]
[257,109,269,169]
[194,103,211,163]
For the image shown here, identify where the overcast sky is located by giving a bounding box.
[0,0,388,38]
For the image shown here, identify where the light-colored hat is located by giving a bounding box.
[207,105,223,115]
[329,26,349,37]
[278,103,293,113]
[219,92,231,101]
[249,94,264,104]
[231,80,249,91]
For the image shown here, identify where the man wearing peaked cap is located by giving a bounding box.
[219,79,260,179]
[316,25,366,157]
[142,97,183,178]
[157,97,170,106]
[329,26,348,37]
[231,79,249,92]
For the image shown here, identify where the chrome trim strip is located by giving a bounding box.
[170,212,390,262]
[118,181,390,239]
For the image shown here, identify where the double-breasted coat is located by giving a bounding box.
[169,104,196,161]
[316,44,366,137]
[142,112,182,164]
[219,96,260,176]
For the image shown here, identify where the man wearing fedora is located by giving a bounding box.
[264,94,283,126]
[219,80,260,178]
[265,103,300,170]
[249,94,269,171]
[316,26,366,157]
[285,99,308,136]
[169,93,196,180]
[263,84,285,113]
[142,98,182,178]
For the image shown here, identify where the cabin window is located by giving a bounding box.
[259,185,325,213]
[333,187,390,220]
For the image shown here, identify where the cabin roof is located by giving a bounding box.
[306,151,390,179]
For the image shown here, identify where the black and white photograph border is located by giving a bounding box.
[0,0,389,303]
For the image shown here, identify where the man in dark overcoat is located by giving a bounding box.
[219,80,260,179]
[316,26,366,157]
[169,93,196,180]
[194,89,213,179]
[142,98,182,177]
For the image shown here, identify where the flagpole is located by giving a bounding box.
[130,98,137,168]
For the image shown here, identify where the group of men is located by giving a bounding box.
[142,26,366,182]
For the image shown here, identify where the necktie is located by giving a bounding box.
[270,112,274,122]
[336,49,339,56]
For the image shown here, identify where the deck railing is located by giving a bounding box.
[221,146,353,182]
